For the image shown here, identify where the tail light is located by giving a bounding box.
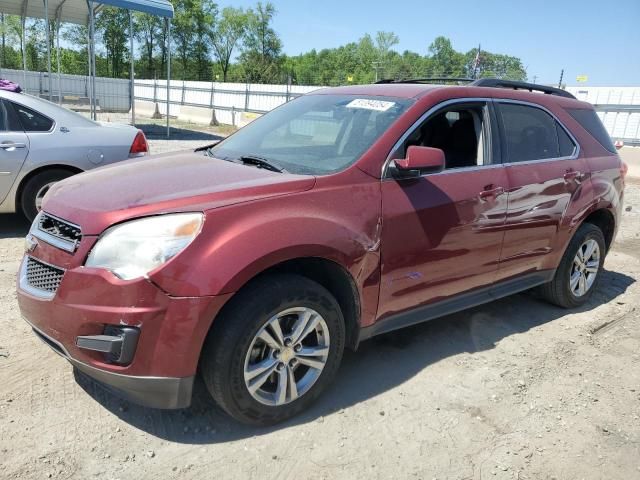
[129,130,149,156]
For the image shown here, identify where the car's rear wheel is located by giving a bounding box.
[539,223,606,308]
[200,274,345,425]
[21,169,75,222]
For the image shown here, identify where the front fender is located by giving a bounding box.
[148,176,383,326]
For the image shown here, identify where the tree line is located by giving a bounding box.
[0,2,527,86]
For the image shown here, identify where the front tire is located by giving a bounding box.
[539,223,606,308]
[200,274,345,425]
[21,169,75,221]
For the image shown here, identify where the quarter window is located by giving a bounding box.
[566,108,616,154]
[9,102,54,132]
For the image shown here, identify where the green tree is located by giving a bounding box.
[240,2,282,83]
[427,36,465,77]
[96,7,130,78]
[135,13,161,78]
[61,24,89,75]
[192,0,216,80]
[0,15,23,70]
[466,49,526,81]
[375,31,399,78]
[210,6,248,82]
[172,0,198,79]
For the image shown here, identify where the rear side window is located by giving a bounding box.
[499,103,575,162]
[9,102,54,132]
[567,108,616,153]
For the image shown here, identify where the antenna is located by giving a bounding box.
[558,69,564,89]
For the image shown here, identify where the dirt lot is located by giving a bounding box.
[1,148,639,480]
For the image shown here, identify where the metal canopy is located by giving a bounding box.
[0,0,174,137]
[0,0,173,24]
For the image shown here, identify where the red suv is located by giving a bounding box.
[17,79,626,425]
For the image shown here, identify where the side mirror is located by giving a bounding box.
[393,146,445,178]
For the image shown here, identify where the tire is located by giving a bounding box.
[200,273,346,425]
[21,169,75,222]
[539,223,606,308]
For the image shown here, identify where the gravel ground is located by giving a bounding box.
[0,148,639,480]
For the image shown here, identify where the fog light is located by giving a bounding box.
[76,326,140,365]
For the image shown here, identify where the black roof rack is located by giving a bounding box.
[470,78,576,99]
[375,77,474,85]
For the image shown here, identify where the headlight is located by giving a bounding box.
[86,213,203,280]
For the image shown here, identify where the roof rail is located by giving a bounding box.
[375,77,474,85]
[470,78,576,99]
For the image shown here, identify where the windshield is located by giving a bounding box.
[209,94,413,175]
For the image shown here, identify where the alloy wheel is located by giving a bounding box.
[243,307,330,406]
[570,238,600,297]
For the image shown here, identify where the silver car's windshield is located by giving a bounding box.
[209,94,413,175]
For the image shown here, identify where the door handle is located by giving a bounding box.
[0,142,27,151]
[479,186,505,200]
[563,169,583,183]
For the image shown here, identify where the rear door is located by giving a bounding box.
[495,100,587,280]
[378,100,508,321]
[0,99,29,203]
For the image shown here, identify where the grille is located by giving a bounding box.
[25,257,65,294]
[38,213,82,243]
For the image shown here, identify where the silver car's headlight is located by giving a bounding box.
[86,213,203,280]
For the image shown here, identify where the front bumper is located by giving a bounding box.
[27,317,194,408]
[17,253,232,409]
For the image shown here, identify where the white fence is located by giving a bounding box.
[1,66,639,143]
[134,79,319,125]
[0,67,131,111]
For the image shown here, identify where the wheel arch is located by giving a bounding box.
[15,164,83,212]
[208,256,362,351]
[581,207,616,252]
[582,207,616,252]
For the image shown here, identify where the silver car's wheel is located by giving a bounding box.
[21,169,74,222]
[34,182,57,211]
[569,238,601,297]
[243,307,330,407]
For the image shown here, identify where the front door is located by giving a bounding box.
[0,99,29,203]
[378,100,508,321]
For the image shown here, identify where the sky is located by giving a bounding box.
[217,0,640,86]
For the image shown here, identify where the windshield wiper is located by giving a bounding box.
[238,155,287,173]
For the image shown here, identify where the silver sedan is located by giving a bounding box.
[0,89,148,220]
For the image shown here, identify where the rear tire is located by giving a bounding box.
[200,274,345,425]
[21,169,75,222]
[539,223,606,308]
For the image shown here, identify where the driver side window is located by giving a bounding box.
[400,102,491,170]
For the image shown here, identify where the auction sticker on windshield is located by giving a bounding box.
[346,98,396,111]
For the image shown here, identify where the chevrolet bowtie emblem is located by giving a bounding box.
[25,234,38,253]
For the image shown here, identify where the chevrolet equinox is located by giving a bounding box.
[17,79,626,425]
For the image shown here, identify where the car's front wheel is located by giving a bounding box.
[200,274,345,425]
[21,169,75,221]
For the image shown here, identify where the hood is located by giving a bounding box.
[43,151,315,234]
